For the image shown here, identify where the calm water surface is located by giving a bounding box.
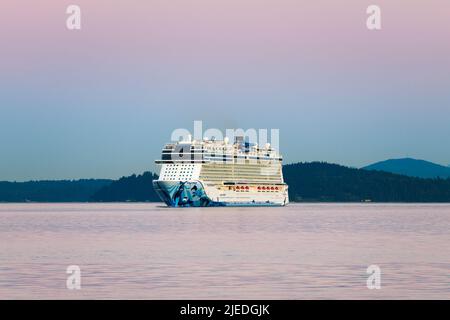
[0,203,449,299]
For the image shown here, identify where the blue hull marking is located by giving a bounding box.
[152,180,282,208]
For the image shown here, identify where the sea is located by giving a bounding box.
[0,203,449,299]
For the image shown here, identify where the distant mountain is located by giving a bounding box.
[90,171,160,202]
[284,162,450,202]
[362,158,450,179]
[0,179,111,202]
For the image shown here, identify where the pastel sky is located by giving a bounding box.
[1,1,449,180]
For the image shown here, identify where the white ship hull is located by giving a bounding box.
[153,179,288,207]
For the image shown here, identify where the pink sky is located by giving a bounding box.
[1,1,450,180]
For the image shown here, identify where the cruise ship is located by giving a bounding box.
[152,136,289,207]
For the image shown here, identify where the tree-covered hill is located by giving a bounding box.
[90,172,160,202]
[0,179,111,202]
[284,162,450,202]
[2,163,450,202]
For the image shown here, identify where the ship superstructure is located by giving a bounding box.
[153,136,289,207]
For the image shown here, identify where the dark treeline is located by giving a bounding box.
[0,179,111,202]
[90,172,160,202]
[2,163,450,202]
[284,162,450,202]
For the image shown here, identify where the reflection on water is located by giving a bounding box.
[0,203,449,299]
